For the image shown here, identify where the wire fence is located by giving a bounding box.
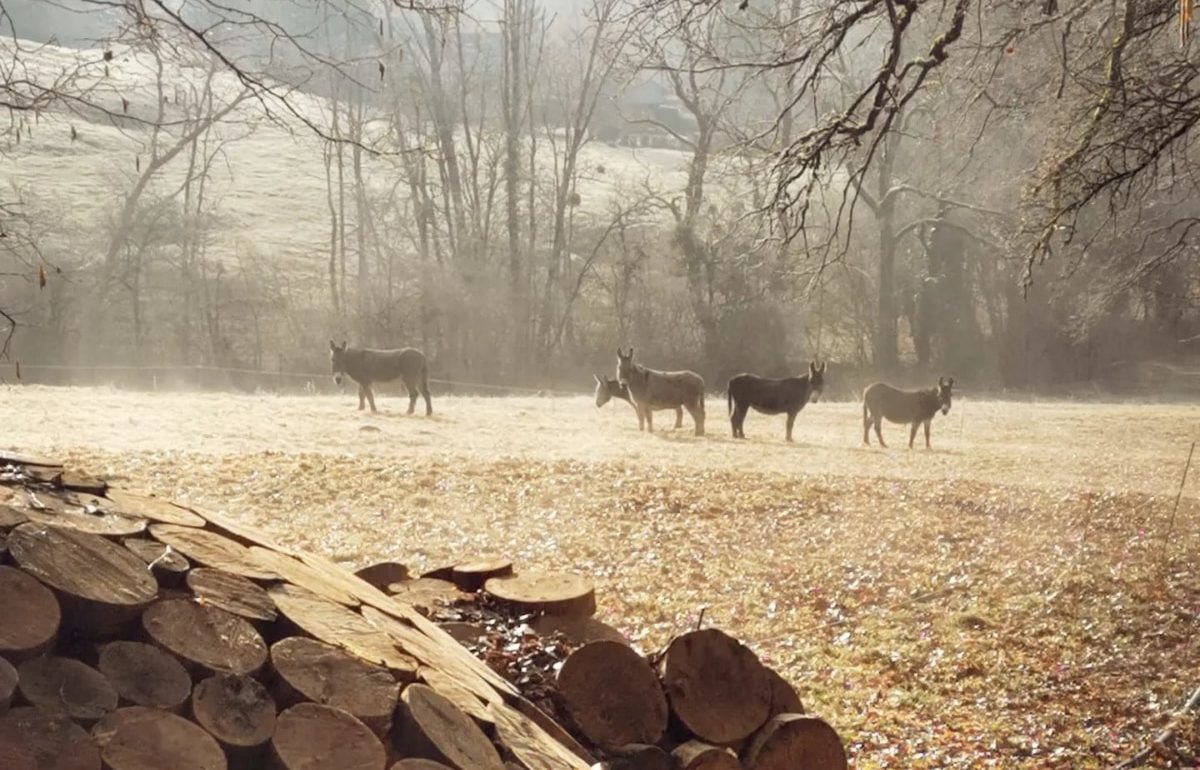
[0,361,588,398]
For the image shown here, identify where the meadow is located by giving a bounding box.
[3,384,1199,768]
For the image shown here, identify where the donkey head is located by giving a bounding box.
[807,360,827,403]
[937,376,955,415]
[329,340,349,386]
[616,347,635,386]
[593,374,614,408]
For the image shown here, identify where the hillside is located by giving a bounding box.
[3,38,695,273]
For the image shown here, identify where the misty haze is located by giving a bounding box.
[1,0,1198,768]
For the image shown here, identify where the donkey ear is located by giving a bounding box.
[938,376,946,387]
[820,361,828,372]
[329,339,336,350]
[948,377,955,387]
[809,361,817,374]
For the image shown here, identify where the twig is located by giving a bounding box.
[1159,440,1195,569]
[1110,683,1200,770]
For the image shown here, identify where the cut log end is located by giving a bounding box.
[394,683,504,770]
[8,523,157,634]
[450,555,513,592]
[765,669,804,717]
[390,761,455,770]
[98,641,192,712]
[186,567,277,623]
[123,538,190,587]
[557,640,667,749]
[387,578,469,611]
[0,564,61,662]
[17,655,117,726]
[0,657,16,715]
[192,674,277,750]
[272,702,386,770]
[90,706,162,750]
[483,571,596,617]
[672,741,741,770]
[354,561,410,590]
[101,708,228,770]
[659,628,771,744]
[270,636,398,737]
[143,598,268,677]
[0,706,101,770]
[606,744,672,770]
[742,715,846,770]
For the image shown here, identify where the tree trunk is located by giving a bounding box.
[874,142,899,375]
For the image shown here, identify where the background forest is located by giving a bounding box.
[1,0,1197,394]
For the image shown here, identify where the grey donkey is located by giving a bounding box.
[593,374,683,430]
[862,376,954,448]
[615,348,705,436]
[330,340,432,415]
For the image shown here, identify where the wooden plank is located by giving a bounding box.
[0,450,63,468]
[188,506,296,554]
[488,700,593,770]
[103,489,205,528]
[149,524,277,581]
[268,584,417,680]
[250,547,358,607]
[13,489,146,538]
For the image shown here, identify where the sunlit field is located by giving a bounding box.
[4,384,1199,769]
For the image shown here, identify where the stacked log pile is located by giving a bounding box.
[0,450,848,770]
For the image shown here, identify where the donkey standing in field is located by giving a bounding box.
[593,374,683,429]
[862,376,954,448]
[329,340,433,415]
[727,361,826,441]
[615,348,706,436]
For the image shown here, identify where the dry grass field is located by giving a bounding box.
[4,384,1200,769]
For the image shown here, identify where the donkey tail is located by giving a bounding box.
[862,393,869,422]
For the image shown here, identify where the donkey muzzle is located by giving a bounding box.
[942,404,951,415]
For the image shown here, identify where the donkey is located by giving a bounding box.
[862,376,954,449]
[329,340,432,415]
[615,348,706,436]
[727,361,826,441]
[593,374,683,430]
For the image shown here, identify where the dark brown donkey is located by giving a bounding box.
[727,361,826,441]
[862,377,954,448]
[593,374,683,429]
[329,340,432,415]
[615,348,706,436]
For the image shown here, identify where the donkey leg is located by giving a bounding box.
[874,418,887,448]
[357,385,366,411]
[731,403,748,438]
[674,407,683,429]
[421,381,433,416]
[366,385,378,413]
[924,419,932,449]
[785,411,797,442]
[863,412,871,445]
[908,421,919,448]
[405,380,418,415]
